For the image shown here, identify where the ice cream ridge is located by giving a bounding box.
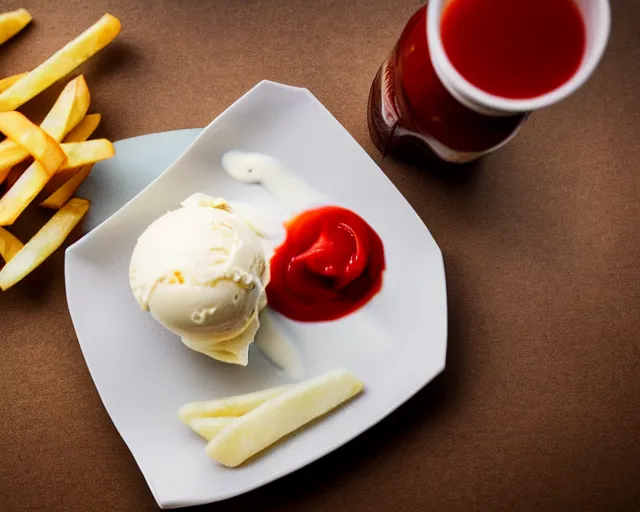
[129,193,269,365]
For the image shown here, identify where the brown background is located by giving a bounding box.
[1,0,639,510]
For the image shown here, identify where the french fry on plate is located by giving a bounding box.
[0,76,89,181]
[0,112,65,175]
[0,197,89,290]
[177,385,291,424]
[189,418,235,442]
[0,14,120,111]
[0,8,32,46]
[206,369,364,467]
[0,72,28,93]
[57,139,114,170]
[0,227,23,262]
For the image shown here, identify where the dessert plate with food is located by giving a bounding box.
[65,81,447,508]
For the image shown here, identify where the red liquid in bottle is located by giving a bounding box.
[368,1,586,164]
[442,0,585,99]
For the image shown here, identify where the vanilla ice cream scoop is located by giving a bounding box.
[129,194,269,365]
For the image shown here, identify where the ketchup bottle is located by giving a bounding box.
[367,0,610,165]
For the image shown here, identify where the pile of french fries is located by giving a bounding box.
[0,9,121,290]
[178,369,364,467]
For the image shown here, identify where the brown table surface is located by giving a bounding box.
[2,1,639,510]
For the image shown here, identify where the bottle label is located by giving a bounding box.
[380,57,400,127]
[398,128,493,163]
[379,57,496,164]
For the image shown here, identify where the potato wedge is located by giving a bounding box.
[189,418,235,442]
[0,197,89,290]
[57,139,114,170]
[0,14,120,111]
[0,112,65,175]
[40,164,94,210]
[0,227,23,262]
[0,8,32,46]
[206,369,364,467]
[63,113,101,144]
[0,72,28,93]
[177,385,291,424]
[0,76,89,180]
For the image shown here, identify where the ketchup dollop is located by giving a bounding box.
[267,206,385,322]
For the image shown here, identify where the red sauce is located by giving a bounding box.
[368,6,526,160]
[266,206,385,322]
[441,0,586,99]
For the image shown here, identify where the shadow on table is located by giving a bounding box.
[7,41,141,141]
[81,40,144,86]
[380,135,483,189]
[193,254,467,511]
[0,19,34,64]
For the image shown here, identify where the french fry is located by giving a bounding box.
[0,76,89,182]
[0,72,28,93]
[0,144,30,185]
[56,139,113,171]
[205,369,364,467]
[0,162,50,225]
[4,159,31,190]
[189,418,235,442]
[0,13,116,289]
[0,197,89,291]
[40,164,94,210]
[0,8,32,46]
[63,113,101,144]
[41,113,101,197]
[0,14,120,111]
[0,112,65,175]
[177,385,292,424]
[40,75,90,143]
[0,140,113,225]
[0,227,23,263]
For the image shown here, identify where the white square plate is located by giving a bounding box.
[65,81,447,508]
